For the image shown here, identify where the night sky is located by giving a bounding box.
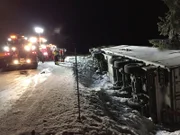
[0,0,167,53]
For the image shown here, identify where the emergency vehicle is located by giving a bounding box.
[39,44,56,61]
[2,35,38,70]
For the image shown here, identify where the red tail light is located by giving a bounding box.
[5,52,10,56]
[32,51,37,54]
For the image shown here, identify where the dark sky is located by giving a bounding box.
[0,0,167,53]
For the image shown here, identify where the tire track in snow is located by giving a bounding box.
[0,67,52,118]
[0,62,79,135]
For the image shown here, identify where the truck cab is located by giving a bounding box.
[3,35,38,70]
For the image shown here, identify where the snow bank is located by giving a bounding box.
[81,90,156,135]
[156,130,180,135]
[72,56,96,87]
[73,55,112,89]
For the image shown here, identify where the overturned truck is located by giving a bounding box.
[90,45,180,125]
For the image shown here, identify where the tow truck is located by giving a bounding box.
[2,35,38,70]
[39,44,56,61]
[38,44,68,62]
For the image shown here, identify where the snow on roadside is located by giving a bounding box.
[73,56,157,135]
[156,130,180,135]
[80,89,156,135]
[72,55,112,89]
[65,55,85,63]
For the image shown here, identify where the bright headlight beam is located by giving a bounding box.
[24,46,31,51]
[26,59,31,63]
[29,37,37,43]
[13,60,19,64]
[8,38,12,41]
[12,47,16,51]
[4,46,9,52]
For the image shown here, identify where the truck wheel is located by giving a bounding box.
[110,57,122,65]
[32,62,38,69]
[124,63,144,74]
[113,60,130,69]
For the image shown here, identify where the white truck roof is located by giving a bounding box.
[102,45,180,69]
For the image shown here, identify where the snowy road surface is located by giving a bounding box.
[0,61,79,135]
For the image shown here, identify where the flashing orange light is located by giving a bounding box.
[10,35,17,39]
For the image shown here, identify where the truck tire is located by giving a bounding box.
[109,57,122,65]
[32,62,38,69]
[124,63,144,74]
[113,60,130,69]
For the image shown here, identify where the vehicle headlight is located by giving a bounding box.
[29,37,37,43]
[12,47,16,51]
[43,52,48,56]
[24,45,31,51]
[26,59,31,63]
[3,46,9,52]
[13,59,19,64]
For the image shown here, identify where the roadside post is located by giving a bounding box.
[75,48,81,121]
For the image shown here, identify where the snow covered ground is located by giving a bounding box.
[0,63,52,117]
[0,61,83,135]
[156,130,180,135]
[0,56,179,135]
